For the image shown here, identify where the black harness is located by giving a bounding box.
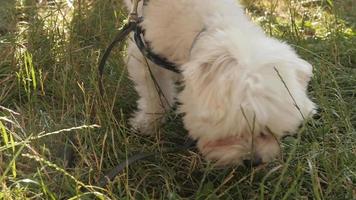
[98,17,180,95]
[134,24,181,73]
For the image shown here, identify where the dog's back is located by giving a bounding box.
[124,0,256,64]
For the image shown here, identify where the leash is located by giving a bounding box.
[98,21,137,96]
[98,138,196,187]
[97,0,194,187]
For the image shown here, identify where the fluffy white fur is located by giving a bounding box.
[124,0,316,165]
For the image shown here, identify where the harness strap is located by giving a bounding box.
[98,21,181,96]
[134,25,181,73]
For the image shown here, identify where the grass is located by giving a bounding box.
[0,0,355,199]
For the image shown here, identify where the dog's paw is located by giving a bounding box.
[129,111,163,135]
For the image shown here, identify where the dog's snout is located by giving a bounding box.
[243,156,263,167]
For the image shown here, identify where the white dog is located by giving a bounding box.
[123,0,316,166]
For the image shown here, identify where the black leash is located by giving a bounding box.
[98,21,137,96]
[98,139,196,187]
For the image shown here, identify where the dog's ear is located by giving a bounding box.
[180,49,240,123]
[182,49,239,94]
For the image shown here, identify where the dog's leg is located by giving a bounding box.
[127,41,177,134]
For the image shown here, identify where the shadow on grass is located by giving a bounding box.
[0,0,17,104]
[335,0,356,28]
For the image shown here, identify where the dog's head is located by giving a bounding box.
[179,28,316,166]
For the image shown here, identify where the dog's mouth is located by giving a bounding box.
[197,135,248,166]
[197,132,281,166]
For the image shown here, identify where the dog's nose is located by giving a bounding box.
[243,156,263,167]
